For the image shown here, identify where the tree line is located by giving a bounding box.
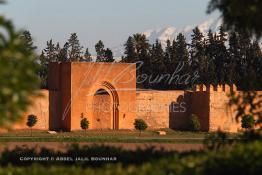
[22,26,262,90]
[121,27,262,90]
[34,33,114,88]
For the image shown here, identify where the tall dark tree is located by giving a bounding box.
[57,42,69,61]
[80,47,92,62]
[164,39,172,67]
[95,40,105,62]
[215,26,228,84]
[44,39,57,62]
[123,36,137,63]
[205,30,217,84]
[38,51,48,88]
[150,40,166,89]
[40,40,60,88]
[67,33,83,61]
[238,31,252,88]
[248,40,262,88]
[20,30,37,51]
[175,33,190,88]
[242,39,262,89]
[104,48,114,62]
[227,31,240,85]
[169,39,178,72]
[133,34,151,88]
[190,27,205,85]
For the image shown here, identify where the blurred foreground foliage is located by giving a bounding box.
[0,16,40,128]
[0,141,261,175]
[207,0,262,38]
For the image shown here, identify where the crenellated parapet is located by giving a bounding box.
[194,84,238,93]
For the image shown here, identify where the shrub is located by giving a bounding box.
[80,118,89,132]
[241,115,255,129]
[134,119,148,136]
[189,114,201,131]
[26,114,37,136]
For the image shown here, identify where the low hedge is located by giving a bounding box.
[0,141,261,175]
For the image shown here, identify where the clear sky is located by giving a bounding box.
[0,0,219,54]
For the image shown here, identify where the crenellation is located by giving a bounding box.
[217,85,223,92]
[225,84,231,93]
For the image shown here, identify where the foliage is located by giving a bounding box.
[95,40,105,62]
[203,130,234,151]
[0,144,173,167]
[26,114,37,128]
[0,141,261,175]
[26,114,37,136]
[67,33,83,61]
[241,115,255,129]
[230,91,261,127]
[207,0,262,38]
[80,118,89,131]
[121,30,262,90]
[95,40,114,62]
[81,48,92,62]
[20,30,37,51]
[134,119,148,135]
[188,114,201,131]
[0,16,40,128]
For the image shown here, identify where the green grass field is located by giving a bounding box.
[0,129,216,143]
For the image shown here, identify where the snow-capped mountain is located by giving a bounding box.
[112,18,222,58]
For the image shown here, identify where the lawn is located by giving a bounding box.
[0,129,213,143]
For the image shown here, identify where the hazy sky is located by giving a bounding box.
[0,0,219,54]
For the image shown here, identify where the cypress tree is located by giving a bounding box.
[38,51,48,88]
[67,33,83,61]
[81,48,92,62]
[95,40,105,62]
[20,30,37,51]
[175,33,190,88]
[164,39,172,68]
[190,27,205,85]
[227,31,240,85]
[205,30,217,85]
[238,31,252,89]
[150,40,166,89]
[104,48,115,62]
[123,36,137,63]
[215,26,228,84]
[58,42,69,62]
[133,34,151,88]
[44,39,57,62]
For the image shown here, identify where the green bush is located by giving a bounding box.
[241,115,255,129]
[134,119,148,136]
[26,114,37,136]
[80,118,89,132]
[188,114,201,131]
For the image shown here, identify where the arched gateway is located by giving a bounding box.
[92,82,119,130]
[48,62,136,131]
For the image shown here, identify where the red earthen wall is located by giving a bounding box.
[13,90,49,130]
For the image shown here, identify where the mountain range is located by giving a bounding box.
[112,18,222,58]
